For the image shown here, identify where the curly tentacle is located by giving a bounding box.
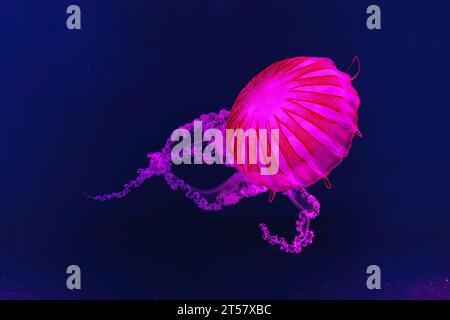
[259,188,320,253]
[89,109,267,209]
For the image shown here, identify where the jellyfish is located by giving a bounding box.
[90,56,361,254]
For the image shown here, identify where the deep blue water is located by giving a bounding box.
[1,0,449,299]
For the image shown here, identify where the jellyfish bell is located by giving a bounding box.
[90,56,361,254]
[226,56,360,192]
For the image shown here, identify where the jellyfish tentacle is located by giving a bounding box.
[286,188,320,219]
[89,109,267,209]
[87,151,169,201]
[164,171,267,211]
[346,55,361,80]
[259,188,320,253]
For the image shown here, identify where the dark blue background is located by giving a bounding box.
[1,0,449,299]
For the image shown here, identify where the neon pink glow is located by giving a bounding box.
[227,56,360,192]
[90,56,361,254]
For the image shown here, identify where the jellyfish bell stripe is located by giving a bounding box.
[224,127,280,176]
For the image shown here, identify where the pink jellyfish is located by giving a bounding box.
[90,56,361,254]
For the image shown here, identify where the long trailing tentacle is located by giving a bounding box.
[88,109,267,210]
[86,151,170,202]
[259,188,320,253]
[89,109,319,254]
